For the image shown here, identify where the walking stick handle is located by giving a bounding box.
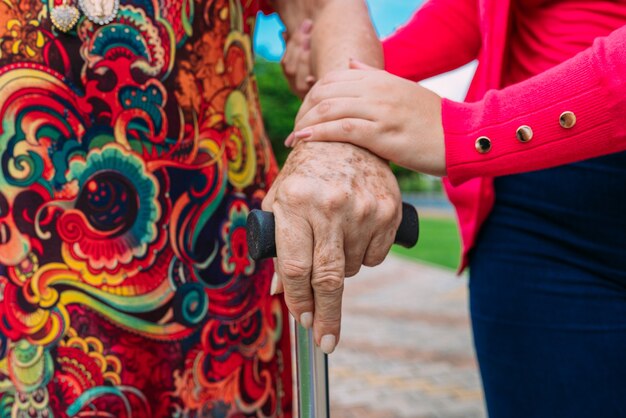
[247,202,419,260]
[246,202,419,418]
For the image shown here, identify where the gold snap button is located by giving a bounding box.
[559,111,576,129]
[475,136,492,154]
[516,125,533,143]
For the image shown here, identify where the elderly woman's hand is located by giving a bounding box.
[262,141,401,354]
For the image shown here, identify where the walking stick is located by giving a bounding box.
[247,203,419,418]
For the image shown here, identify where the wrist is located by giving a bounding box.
[441,98,484,184]
[403,94,446,177]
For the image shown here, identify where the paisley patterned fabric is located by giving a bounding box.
[0,0,292,417]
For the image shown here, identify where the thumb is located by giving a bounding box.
[349,58,378,71]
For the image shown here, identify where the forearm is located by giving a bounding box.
[444,25,626,185]
[383,0,481,81]
[310,0,382,74]
[275,0,382,74]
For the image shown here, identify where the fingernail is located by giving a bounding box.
[300,312,313,329]
[270,273,279,296]
[284,133,294,147]
[294,129,312,140]
[320,335,337,354]
[305,76,316,85]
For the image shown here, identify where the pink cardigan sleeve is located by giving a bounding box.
[444,24,626,186]
[383,0,481,81]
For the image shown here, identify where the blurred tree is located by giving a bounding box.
[255,58,441,193]
[255,58,299,166]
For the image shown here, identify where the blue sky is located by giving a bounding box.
[254,0,425,61]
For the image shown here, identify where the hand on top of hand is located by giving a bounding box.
[262,141,401,354]
[286,59,447,177]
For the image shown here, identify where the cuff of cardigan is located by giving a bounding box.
[442,60,614,186]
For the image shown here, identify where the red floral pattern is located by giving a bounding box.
[0,1,291,417]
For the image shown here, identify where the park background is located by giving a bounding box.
[253,5,488,416]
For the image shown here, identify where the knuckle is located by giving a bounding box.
[308,86,323,104]
[277,180,313,204]
[318,189,348,212]
[261,188,276,211]
[378,200,400,226]
[311,273,344,294]
[317,99,332,115]
[375,194,401,221]
[341,119,355,134]
[363,253,386,268]
[353,195,377,222]
[352,204,369,223]
[280,259,311,279]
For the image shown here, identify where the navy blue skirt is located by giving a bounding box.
[469,151,626,418]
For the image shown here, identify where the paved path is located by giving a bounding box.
[328,255,486,418]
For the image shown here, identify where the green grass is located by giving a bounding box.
[392,216,461,270]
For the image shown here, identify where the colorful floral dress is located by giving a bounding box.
[0,0,292,416]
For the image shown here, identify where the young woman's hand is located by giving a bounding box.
[287,60,446,176]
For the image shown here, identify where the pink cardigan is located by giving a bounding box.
[383,0,626,270]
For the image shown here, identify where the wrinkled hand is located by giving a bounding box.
[287,59,446,176]
[281,19,315,99]
[262,142,401,353]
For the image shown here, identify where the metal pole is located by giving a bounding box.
[295,322,329,418]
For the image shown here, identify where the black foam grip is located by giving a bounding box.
[247,202,419,261]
